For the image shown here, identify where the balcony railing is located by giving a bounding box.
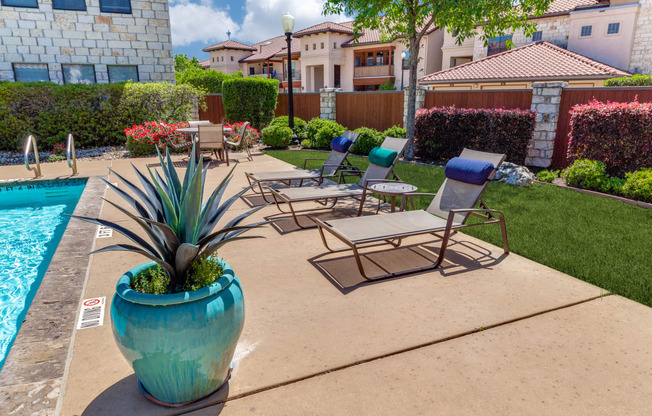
[249,73,282,80]
[354,65,394,77]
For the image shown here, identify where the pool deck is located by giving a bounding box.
[1,152,651,415]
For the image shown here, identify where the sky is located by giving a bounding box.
[169,0,350,61]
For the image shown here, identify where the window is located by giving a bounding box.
[212,57,215,62]
[487,35,511,56]
[312,43,316,50]
[221,56,224,62]
[13,63,49,82]
[580,25,592,37]
[305,45,308,51]
[366,52,374,66]
[333,42,337,49]
[355,56,361,67]
[62,64,95,84]
[249,67,255,75]
[230,56,234,61]
[607,23,620,35]
[108,65,138,82]
[401,50,410,69]
[532,31,542,42]
[53,0,86,11]
[1,0,38,7]
[100,0,131,14]
[320,42,324,49]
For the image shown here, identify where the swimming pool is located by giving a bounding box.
[0,179,87,370]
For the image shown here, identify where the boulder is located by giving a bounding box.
[492,162,535,187]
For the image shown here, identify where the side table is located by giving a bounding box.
[368,182,418,213]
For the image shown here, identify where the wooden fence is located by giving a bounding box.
[274,93,320,120]
[552,87,652,168]
[424,89,533,110]
[336,91,404,131]
[198,94,226,124]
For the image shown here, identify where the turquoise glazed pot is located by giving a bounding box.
[111,259,244,405]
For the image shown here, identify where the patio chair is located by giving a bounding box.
[269,137,408,228]
[159,121,193,156]
[245,131,361,202]
[198,124,229,166]
[312,148,509,281]
[226,121,253,162]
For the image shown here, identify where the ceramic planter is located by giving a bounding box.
[110,259,244,405]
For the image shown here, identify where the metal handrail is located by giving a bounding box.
[24,135,42,179]
[67,133,78,176]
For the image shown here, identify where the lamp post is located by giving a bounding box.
[281,12,296,142]
[400,51,406,90]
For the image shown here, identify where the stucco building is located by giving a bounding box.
[0,0,174,83]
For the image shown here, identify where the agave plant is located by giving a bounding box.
[72,146,267,291]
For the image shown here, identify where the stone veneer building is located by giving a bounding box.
[0,0,174,83]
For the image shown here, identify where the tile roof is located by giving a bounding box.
[340,21,438,47]
[203,40,257,52]
[418,41,630,84]
[239,35,294,63]
[293,21,355,38]
[199,59,210,69]
[542,0,604,15]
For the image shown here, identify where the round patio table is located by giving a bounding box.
[369,182,418,213]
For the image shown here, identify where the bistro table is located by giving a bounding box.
[177,126,233,164]
[368,182,418,213]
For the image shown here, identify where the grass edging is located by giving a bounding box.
[534,180,652,210]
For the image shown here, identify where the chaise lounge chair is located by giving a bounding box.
[245,131,361,202]
[312,148,509,280]
[269,137,409,228]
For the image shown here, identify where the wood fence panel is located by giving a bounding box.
[274,93,321,121]
[423,90,533,110]
[336,91,404,131]
[552,87,652,168]
[199,94,225,123]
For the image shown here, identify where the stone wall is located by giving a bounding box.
[526,81,567,168]
[629,0,652,74]
[320,88,338,120]
[403,86,426,126]
[0,0,174,83]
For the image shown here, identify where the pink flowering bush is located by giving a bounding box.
[224,122,260,150]
[52,142,65,156]
[125,121,189,156]
[567,99,652,177]
[414,106,536,164]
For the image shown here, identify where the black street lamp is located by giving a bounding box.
[281,12,296,142]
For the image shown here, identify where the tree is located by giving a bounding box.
[174,53,202,73]
[323,0,553,159]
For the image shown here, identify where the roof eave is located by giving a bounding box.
[419,74,623,84]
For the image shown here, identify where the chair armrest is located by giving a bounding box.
[337,169,365,184]
[303,158,328,169]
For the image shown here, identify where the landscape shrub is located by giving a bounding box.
[604,74,652,87]
[378,80,396,91]
[567,100,652,177]
[177,69,242,94]
[350,127,382,155]
[300,139,312,149]
[124,121,189,157]
[0,81,204,151]
[261,125,292,148]
[536,170,559,183]
[222,77,279,130]
[622,168,652,202]
[561,159,609,192]
[223,122,260,150]
[313,120,345,150]
[414,106,535,165]
[270,116,308,140]
[381,125,406,140]
[306,118,332,141]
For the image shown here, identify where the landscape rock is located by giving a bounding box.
[492,162,535,187]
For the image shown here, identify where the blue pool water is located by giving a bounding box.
[0,179,86,370]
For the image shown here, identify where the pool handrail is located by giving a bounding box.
[24,135,42,179]
[67,133,78,176]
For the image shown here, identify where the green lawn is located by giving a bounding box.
[264,150,652,307]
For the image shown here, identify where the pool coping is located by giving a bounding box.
[0,176,106,416]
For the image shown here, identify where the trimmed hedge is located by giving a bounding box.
[0,81,204,151]
[567,100,652,177]
[261,125,292,148]
[270,116,308,140]
[414,106,535,165]
[222,77,279,131]
[604,74,652,87]
[350,127,382,155]
[176,68,243,94]
[304,118,345,150]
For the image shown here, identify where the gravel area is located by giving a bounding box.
[0,147,130,166]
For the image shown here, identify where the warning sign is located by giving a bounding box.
[77,297,106,330]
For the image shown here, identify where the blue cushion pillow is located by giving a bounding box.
[445,157,494,185]
[368,147,398,168]
[330,137,353,153]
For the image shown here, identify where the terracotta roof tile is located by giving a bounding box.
[293,21,355,38]
[543,0,604,15]
[240,36,293,63]
[419,41,630,84]
[199,59,210,68]
[203,40,257,52]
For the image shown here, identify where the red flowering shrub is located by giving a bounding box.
[124,121,189,156]
[414,106,536,164]
[567,99,652,177]
[52,142,65,156]
[224,122,260,150]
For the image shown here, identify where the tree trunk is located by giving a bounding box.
[404,36,420,160]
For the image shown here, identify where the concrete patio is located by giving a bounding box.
[1,151,651,415]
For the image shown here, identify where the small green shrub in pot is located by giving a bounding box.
[561,159,609,191]
[622,168,652,202]
[270,116,308,140]
[314,120,345,149]
[536,170,559,183]
[262,125,293,148]
[351,127,382,155]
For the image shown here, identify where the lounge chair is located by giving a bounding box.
[312,148,509,280]
[226,121,253,162]
[269,137,409,228]
[198,124,228,166]
[245,131,361,202]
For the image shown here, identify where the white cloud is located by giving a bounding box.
[169,1,240,47]
[237,0,349,42]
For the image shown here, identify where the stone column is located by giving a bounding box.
[190,100,200,121]
[320,88,339,120]
[526,81,567,168]
[403,86,427,126]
